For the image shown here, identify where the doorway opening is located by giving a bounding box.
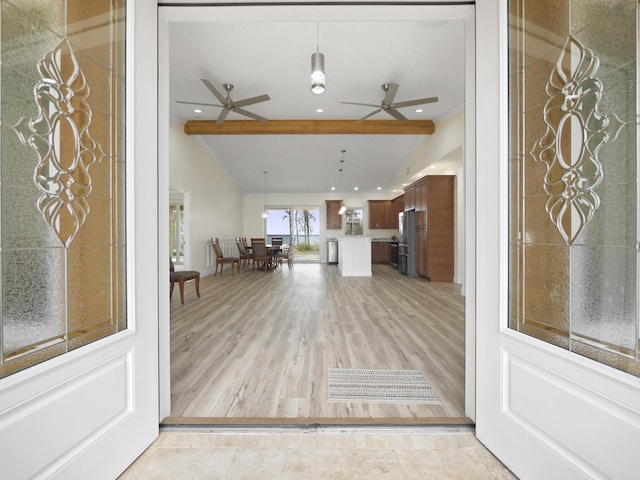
[158,4,476,425]
[266,207,321,263]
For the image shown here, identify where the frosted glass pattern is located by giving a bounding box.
[0,0,127,378]
[14,39,106,248]
[509,0,639,376]
[530,35,625,245]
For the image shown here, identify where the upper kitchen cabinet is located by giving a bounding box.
[391,194,404,218]
[368,200,392,229]
[326,200,342,230]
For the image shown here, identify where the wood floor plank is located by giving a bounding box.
[169,263,466,420]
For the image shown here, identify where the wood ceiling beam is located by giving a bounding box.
[183,119,435,135]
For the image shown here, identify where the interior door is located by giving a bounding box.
[475,1,640,478]
[0,1,159,478]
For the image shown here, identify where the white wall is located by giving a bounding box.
[169,119,243,274]
[400,111,464,183]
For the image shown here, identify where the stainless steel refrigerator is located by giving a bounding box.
[398,210,417,276]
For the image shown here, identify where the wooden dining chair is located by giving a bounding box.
[235,237,252,269]
[170,258,200,304]
[241,237,253,256]
[274,239,294,270]
[250,238,270,272]
[211,238,240,275]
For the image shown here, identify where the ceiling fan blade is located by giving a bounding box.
[216,108,230,124]
[392,96,439,108]
[201,79,227,104]
[233,94,271,108]
[234,108,269,123]
[385,108,408,123]
[382,83,400,104]
[340,101,381,108]
[355,108,382,123]
[176,100,223,108]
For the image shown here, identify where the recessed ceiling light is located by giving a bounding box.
[377,186,382,190]
[402,183,407,186]
[353,187,359,191]
[316,108,324,113]
[430,165,437,169]
[415,108,423,113]
[331,186,336,191]
[194,108,202,113]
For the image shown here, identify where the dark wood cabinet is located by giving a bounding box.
[368,200,396,229]
[371,241,391,264]
[325,200,342,230]
[404,175,455,282]
[391,194,404,221]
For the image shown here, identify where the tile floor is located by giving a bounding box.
[119,427,518,479]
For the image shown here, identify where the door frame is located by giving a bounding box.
[157,2,477,421]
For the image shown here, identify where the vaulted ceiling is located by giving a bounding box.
[168,15,466,195]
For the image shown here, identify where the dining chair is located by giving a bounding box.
[250,238,271,272]
[274,239,294,270]
[235,237,252,269]
[211,238,241,275]
[170,258,200,304]
[269,237,284,265]
[241,237,253,256]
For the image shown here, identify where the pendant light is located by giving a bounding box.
[261,170,269,219]
[338,150,347,215]
[311,22,325,94]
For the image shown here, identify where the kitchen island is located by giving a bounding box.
[338,236,372,277]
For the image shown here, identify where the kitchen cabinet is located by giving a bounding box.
[404,186,416,211]
[338,237,372,277]
[371,241,391,264]
[416,228,428,276]
[325,200,342,230]
[391,194,404,220]
[414,179,428,227]
[404,175,455,282]
[368,200,394,229]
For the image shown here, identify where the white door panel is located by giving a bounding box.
[475,1,640,478]
[0,1,159,478]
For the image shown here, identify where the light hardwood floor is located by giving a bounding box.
[166,263,466,422]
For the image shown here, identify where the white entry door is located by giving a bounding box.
[0,1,159,478]
[475,1,640,478]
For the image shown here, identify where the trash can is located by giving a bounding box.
[327,239,338,264]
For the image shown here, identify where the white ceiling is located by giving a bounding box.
[168,18,466,195]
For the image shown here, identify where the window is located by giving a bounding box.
[508,0,639,376]
[0,0,127,378]
[266,207,320,262]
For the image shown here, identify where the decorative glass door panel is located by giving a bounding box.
[0,0,126,378]
[509,0,639,375]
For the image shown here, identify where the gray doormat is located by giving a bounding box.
[328,368,440,404]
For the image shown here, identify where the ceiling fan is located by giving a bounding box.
[176,79,271,123]
[341,83,438,123]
